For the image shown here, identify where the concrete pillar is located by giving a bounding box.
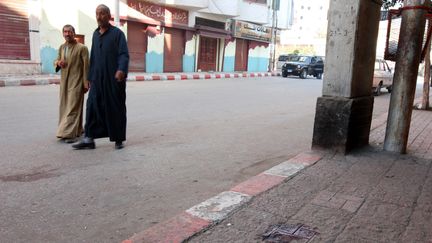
[312,0,382,153]
[384,0,429,153]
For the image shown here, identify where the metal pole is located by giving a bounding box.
[269,0,277,71]
[273,9,278,72]
[383,0,429,153]
[115,0,120,27]
[422,38,431,109]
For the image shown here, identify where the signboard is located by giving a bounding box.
[128,0,188,25]
[233,20,272,43]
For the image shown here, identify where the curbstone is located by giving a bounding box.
[122,150,323,243]
[49,79,60,84]
[186,191,252,222]
[20,79,36,86]
[0,72,283,87]
[230,173,286,196]
[124,212,211,243]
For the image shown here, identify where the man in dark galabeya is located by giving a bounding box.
[73,4,129,150]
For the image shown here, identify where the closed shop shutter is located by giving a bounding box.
[198,36,217,72]
[235,39,248,71]
[127,21,147,72]
[164,28,184,72]
[0,0,30,60]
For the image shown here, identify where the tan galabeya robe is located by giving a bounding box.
[55,42,89,139]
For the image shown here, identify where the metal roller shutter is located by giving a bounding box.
[164,28,185,72]
[127,21,147,72]
[0,0,30,60]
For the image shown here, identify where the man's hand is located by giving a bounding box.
[58,59,67,68]
[115,70,125,82]
[84,81,90,93]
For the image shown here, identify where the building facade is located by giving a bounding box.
[278,0,330,57]
[0,0,293,75]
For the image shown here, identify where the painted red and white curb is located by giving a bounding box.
[127,72,279,82]
[0,78,60,87]
[122,150,323,243]
[0,72,281,87]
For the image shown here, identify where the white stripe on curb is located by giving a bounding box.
[186,191,252,222]
[264,161,306,178]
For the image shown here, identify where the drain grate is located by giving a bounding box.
[262,223,319,242]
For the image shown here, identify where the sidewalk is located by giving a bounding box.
[0,71,281,87]
[123,107,432,242]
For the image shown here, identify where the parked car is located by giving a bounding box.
[373,59,393,96]
[281,55,324,79]
[276,54,298,71]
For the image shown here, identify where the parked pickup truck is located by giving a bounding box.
[281,55,324,79]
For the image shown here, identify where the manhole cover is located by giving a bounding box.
[262,223,319,242]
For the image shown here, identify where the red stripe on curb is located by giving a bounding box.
[250,73,256,77]
[124,212,211,243]
[0,80,4,87]
[20,80,36,86]
[152,75,161,80]
[167,75,175,80]
[242,73,247,77]
[135,76,145,81]
[181,74,188,80]
[265,73,269,76]
[193,74,200,79]
[215,74,221,79]
[49,79,60,84]
[289,152,322,165]
[258,73,262,77]
[225,73,231,78]
[204,74,211,79]
[230,173,285,196]
[234,73,239,78]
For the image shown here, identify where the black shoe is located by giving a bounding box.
[64,138,78,144]
[115,141,124,150]
[72,140,95,150]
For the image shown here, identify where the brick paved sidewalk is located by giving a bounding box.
[123,107,432,243]
[186,109,432,242]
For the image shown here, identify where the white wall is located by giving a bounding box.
[279,0,329,55]
[235,0,269,24]
[276,0,294,29]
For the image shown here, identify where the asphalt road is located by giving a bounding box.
[0,76,422,242]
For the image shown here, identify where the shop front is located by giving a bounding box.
[127,0,190,73]
[195,18,231,72]
[232,20,271,72]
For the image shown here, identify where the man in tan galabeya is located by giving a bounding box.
[54,24,89,143]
